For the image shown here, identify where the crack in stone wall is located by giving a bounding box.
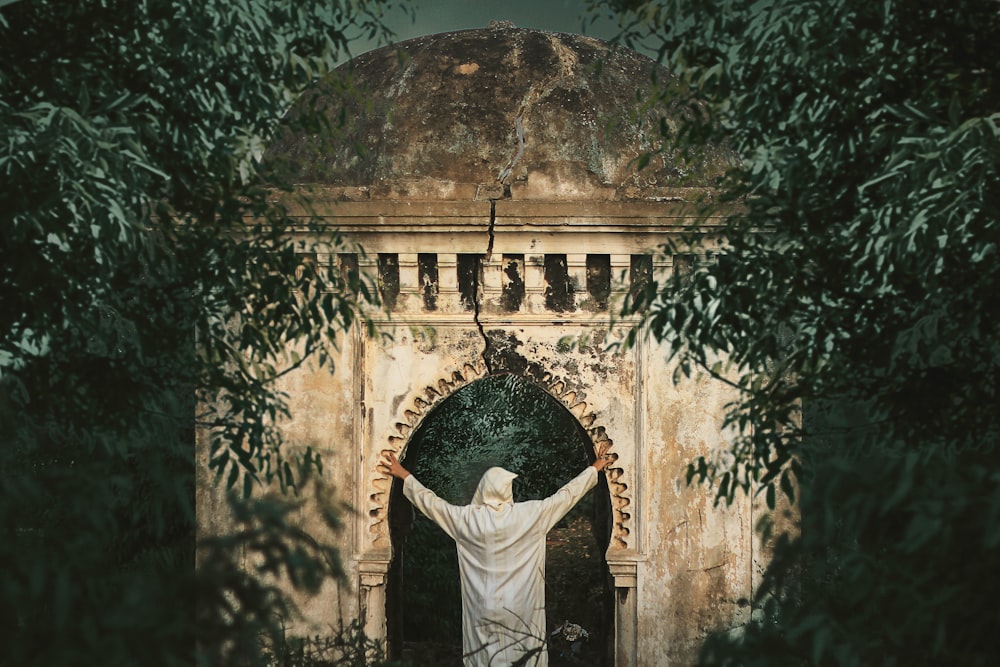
[494,32,581,187]
[472,200,497,374]
[497,114,525,184]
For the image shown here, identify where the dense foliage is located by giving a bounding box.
[0,1,404,665]
[591,0,1000,664]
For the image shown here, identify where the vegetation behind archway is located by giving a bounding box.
[388,374,611,664]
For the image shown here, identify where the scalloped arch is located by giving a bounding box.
[367,361,632,550]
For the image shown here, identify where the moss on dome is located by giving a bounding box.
[265,25,734,199]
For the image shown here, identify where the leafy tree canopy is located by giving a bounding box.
[0,1,406,665]
[590,0,1000,664]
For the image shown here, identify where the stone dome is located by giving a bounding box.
[267,23,731,200]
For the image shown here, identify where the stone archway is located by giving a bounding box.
[361,358,640,666]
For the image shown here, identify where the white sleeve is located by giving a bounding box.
[402,475,466,541]
[536,466,598,533]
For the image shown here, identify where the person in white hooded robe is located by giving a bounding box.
[380,450,611,667]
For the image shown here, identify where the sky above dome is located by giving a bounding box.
[346,0,643,61]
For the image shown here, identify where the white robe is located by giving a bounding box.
[403,465,598,666]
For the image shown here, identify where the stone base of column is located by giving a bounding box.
[606,549,644,667]
[358,555,391,655]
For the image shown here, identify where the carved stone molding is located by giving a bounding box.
[366,361,634,551]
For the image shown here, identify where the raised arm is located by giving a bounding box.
[536,453,612,533]
[378,451,464,541]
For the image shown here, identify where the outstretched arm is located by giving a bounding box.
[537,447,613,532]
[378,451,464,541]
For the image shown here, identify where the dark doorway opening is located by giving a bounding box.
[386,374,613,666]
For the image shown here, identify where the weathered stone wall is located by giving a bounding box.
[276,331,363,631]
[639,343,753,663]
[194,330,364,635]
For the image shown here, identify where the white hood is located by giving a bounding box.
[470,467,518,510]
